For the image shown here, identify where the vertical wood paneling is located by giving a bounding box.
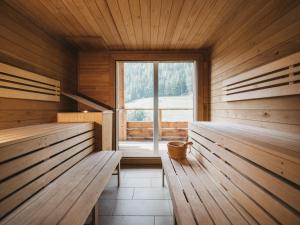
[210,2,300,133]
[78,51,210,120]
[0,2,77,129]
[78,52,115,108]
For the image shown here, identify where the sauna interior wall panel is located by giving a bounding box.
[78,51,210,120]
[78,52,115,108]
[0,2,77,129]
[210,2,300,133]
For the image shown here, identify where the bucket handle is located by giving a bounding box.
[185,137,193,153]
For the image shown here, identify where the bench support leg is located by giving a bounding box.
[92,203,99,225]
[173,213,177,225]
[162,168,165,187]
[112,163,121,187]
[117,163,121,187]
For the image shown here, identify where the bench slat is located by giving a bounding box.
[0,136,94,200]
[191,141,299,225]
[0,131,94,181]
[0,122,121,225]
[0,151,112,225]
[185,155,259,225]
[189,130,300,211]
[161,153,197,225]
[170,158,215,225]
[0,123,94,162]
[190,148,278,225]
[0,143,94,219]
[189,123,300,185]
[181,157,250,225]
[22,152,114,225]
[58,152,121,225]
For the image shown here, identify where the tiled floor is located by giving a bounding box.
[118,141,168,157]
[96,168,174,225]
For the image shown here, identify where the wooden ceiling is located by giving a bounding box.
[3,0,296,50]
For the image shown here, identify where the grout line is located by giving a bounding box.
[132,187,136,200]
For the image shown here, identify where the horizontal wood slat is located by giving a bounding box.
[187,122,300,225]
[222,52,300,101]
[0,123,96,219]
[127,121,188,140]
[0,123,94,161]
[0,63,60,102]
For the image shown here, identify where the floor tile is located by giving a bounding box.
[151,177,165,187]
[101,187,134,200]
[168,200,174,215]
[121,177,152,188]
[100,216,154,225]
[107,176,118,187]
[98,199,117,215]
[133,188,170,200]
[123,169,162,178]
[155,216,174,225]
[113,200,171,216]
[90,168,174,225]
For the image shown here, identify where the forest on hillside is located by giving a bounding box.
[124,62,194,121]
[124,63,194,103]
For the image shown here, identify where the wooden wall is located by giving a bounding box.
[0,2,77,129]
[78,52,115,109]
[78,51,210,120]
[211,2,300,133]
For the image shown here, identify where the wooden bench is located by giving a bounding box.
[161,122,300,225]
[0,123,121,225]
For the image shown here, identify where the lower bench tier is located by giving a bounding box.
[161,122,300,225]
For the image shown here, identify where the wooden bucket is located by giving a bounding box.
[167,140,193,160]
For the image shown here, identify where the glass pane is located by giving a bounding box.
[127,110,153,122]
[158,62,194,143]
[124,63,153,107]
[161,109,193,122]
[119,62,154,154]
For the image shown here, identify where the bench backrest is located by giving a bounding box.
[0,123,95,219]
[189,122,300,225]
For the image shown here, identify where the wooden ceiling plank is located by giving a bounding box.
[117,0,137,48]
[187,0,229,49]
[150,0,162,49]
[163,0,184,49]
[156,0,173,49]
[179,0,216,49]
[3,0,299,51]
[95,0,125,49]
[72,0,108,46]
[129,0,144,49]
[175,0,207,49]
[140,0,151,49]
[6,0,68,38]
[85,0,122,49]
[39,0,78,37]
[170,0,195,48]
[61,0,95,35]
[47,0,87,35]
[105,0,131,49]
